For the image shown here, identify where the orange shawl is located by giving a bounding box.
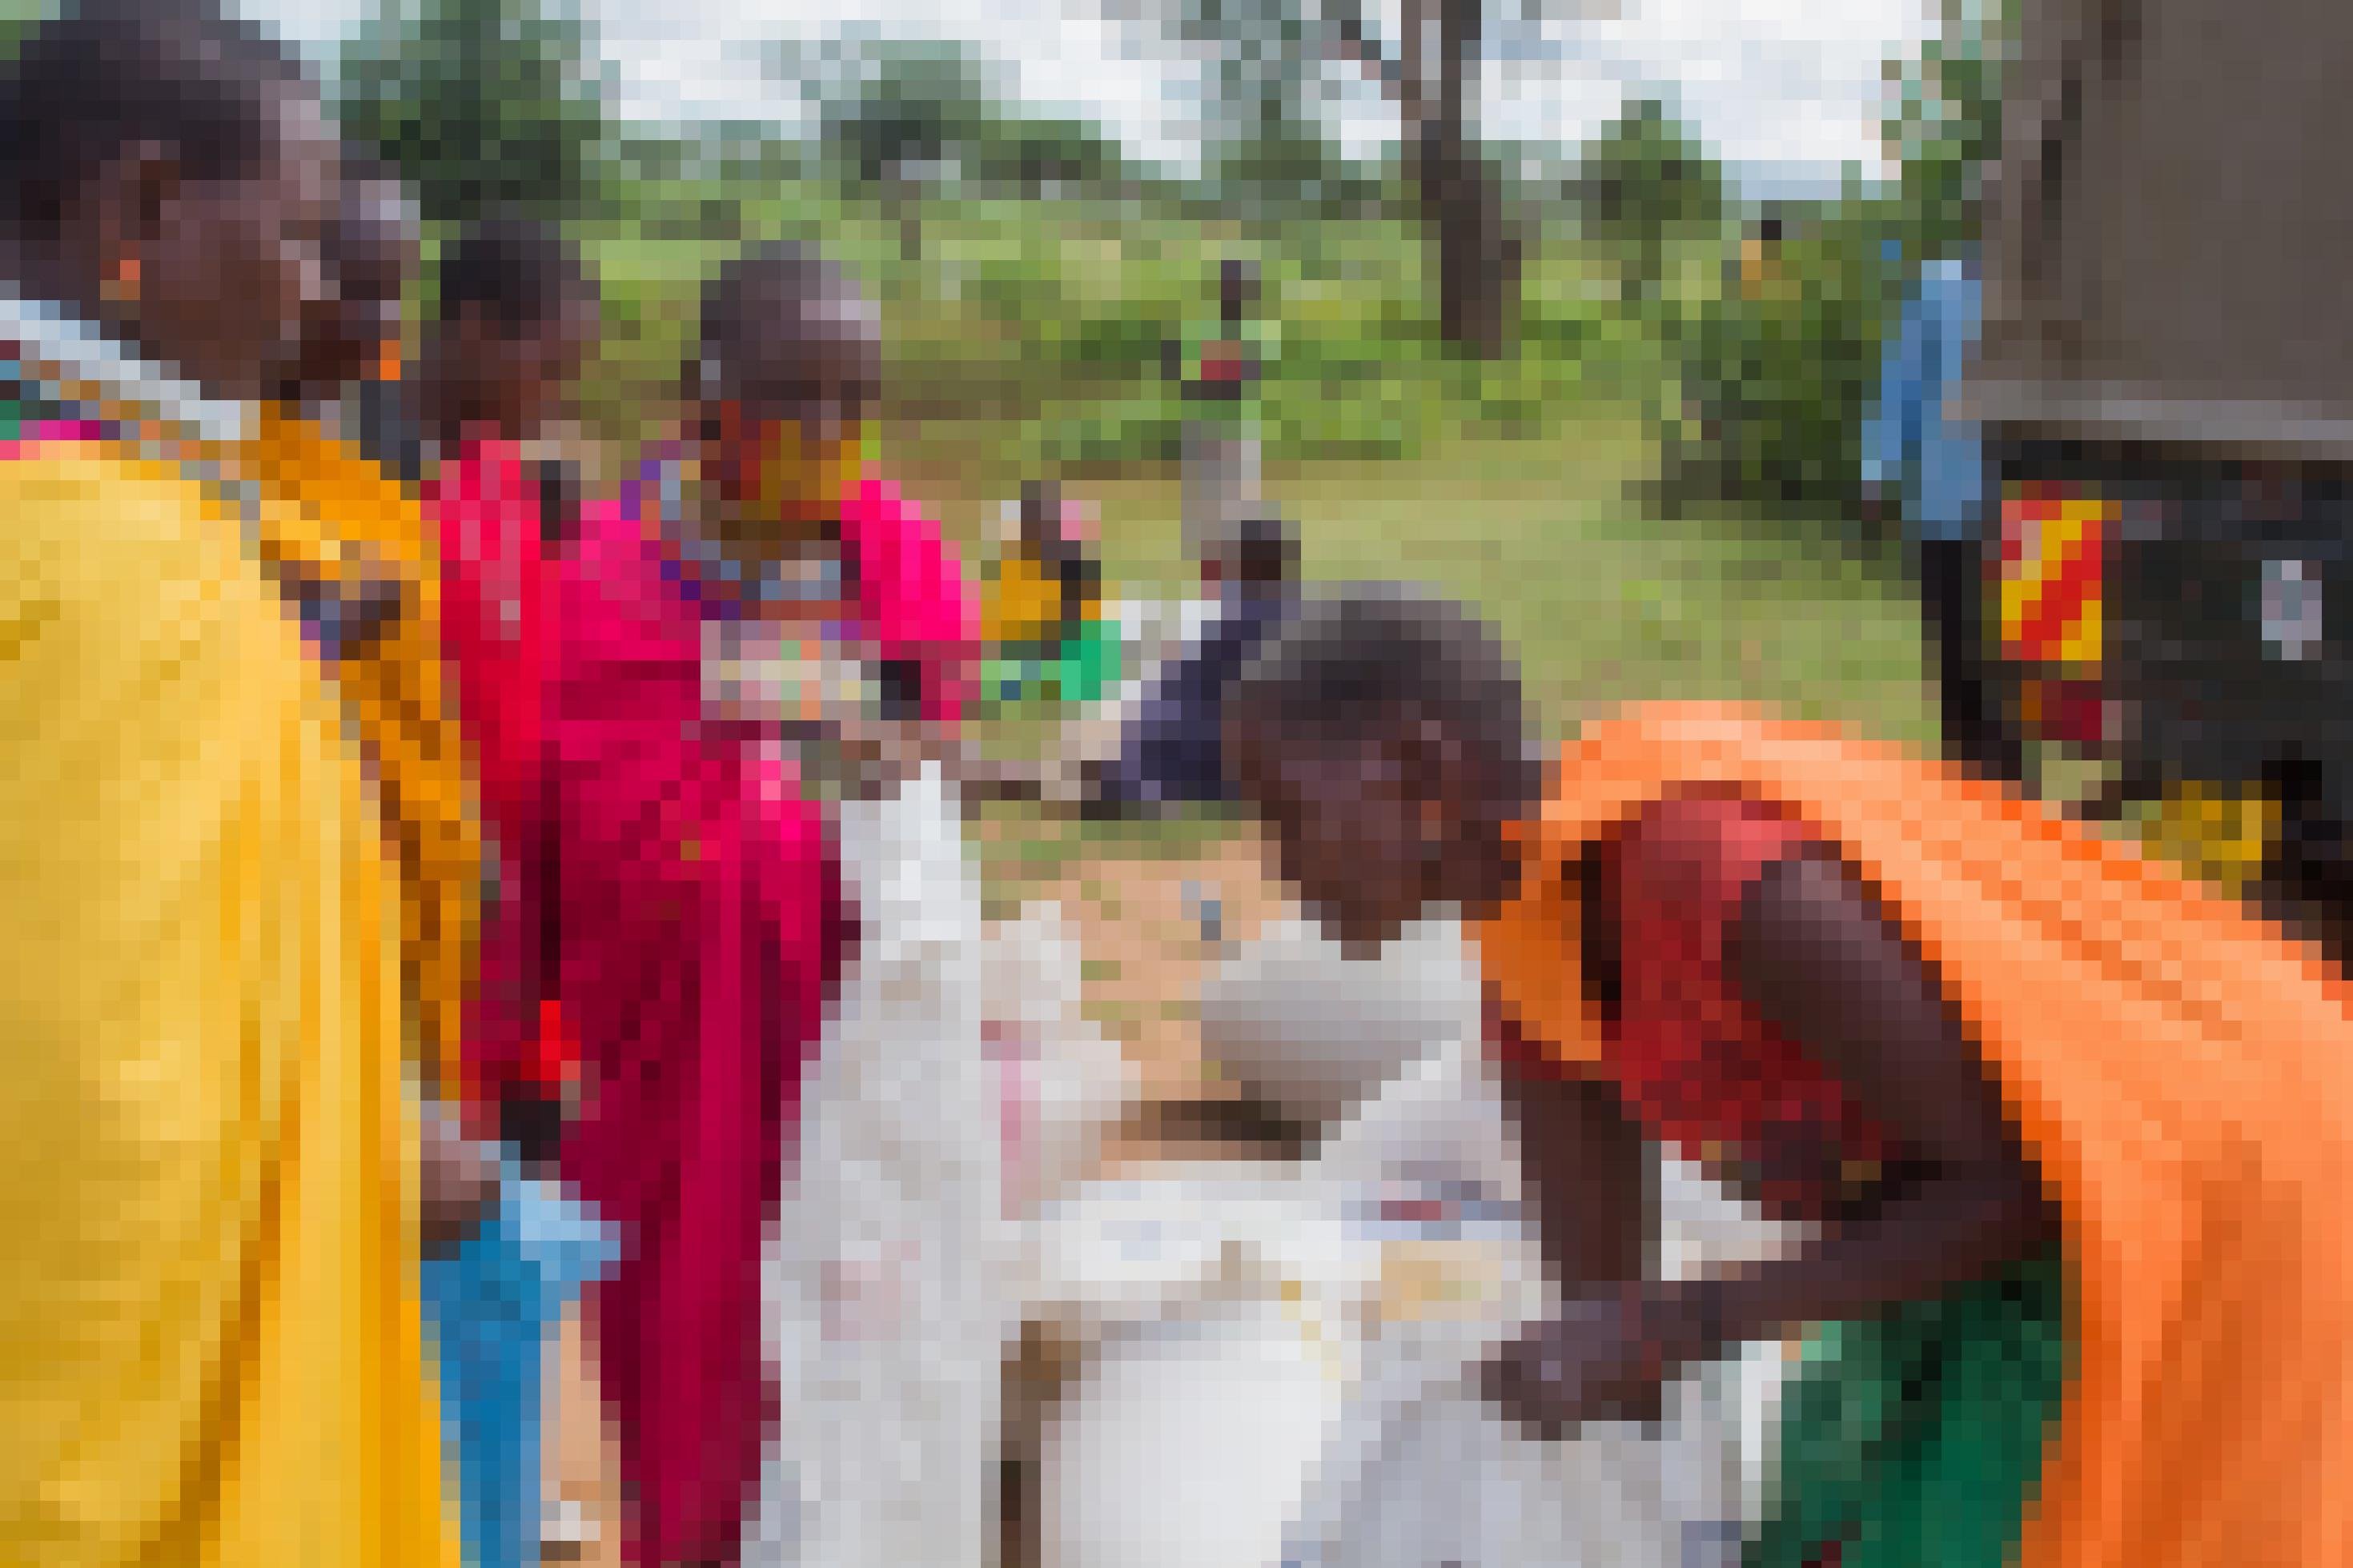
[247,407,482,1100]
[1477,702,2353,1568]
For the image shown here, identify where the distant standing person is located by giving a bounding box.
[1862,246,2021,784]
[1171,256,1273,561]
[416,215,613,1568]
[420,215,600,1157]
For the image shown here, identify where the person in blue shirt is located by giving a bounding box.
[1084,511,1299,816]
[1862,247,2021,783]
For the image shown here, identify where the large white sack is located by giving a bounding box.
[1034,1007,1802,1568]
[982,898,1141,1219]
[759,763,1149,1568]
[756,764,1012,1568]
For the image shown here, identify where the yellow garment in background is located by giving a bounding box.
[2143,781,2278,898]
[984,547,1066,646]
[247,407,482,1100]
[0,440,456,1566]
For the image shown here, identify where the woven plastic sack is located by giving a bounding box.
[756,764,1011,1568]
[756,764,1141,1568]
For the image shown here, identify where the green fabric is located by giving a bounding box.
[1179,315,1274,435]
[984,619,1124,707]
[1746,1245,2072,1568]
[0,378,58,442]
[1054,616,1123,704]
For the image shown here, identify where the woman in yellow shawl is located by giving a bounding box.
[0,3,460,1562]
[1221,584,2353,1568]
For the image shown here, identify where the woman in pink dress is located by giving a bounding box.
[420,215,600,1159]
[548,241,976,1567]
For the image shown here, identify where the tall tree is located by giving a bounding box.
[1176,0,1348,215]
[1322,0,1529,355]
[337,0,612,227]
[774,34,1140,236]
[1573,97,1729,303]
[805,37,997,259]
[1882,0,2006,261]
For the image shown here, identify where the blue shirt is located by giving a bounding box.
[1097,588,1294,810]
[1861,258,1989,543]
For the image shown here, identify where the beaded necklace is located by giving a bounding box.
[652,455,899,800]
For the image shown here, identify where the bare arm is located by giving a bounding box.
[1505,1065,1652,1293]
[418,1097,500,1259]
[1486,842,2056,1436]
[1647,845,2057,1361]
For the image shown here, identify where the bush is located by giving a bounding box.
[1661,207,1901,551]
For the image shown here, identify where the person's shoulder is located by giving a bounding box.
[1611,784,1817,912]
[0,441,218,570]
[0,444,310,702]
[846,475,975,595]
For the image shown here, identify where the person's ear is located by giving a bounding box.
[80,142,179,309]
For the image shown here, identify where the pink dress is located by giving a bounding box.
[548,451,974,1566]
[431,439,564,1117]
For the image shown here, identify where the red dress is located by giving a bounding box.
[1492,785,1893,1567]
[1492,784,1898,1222]
[429,439,572,1124]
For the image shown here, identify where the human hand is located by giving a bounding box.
[1857,482,1891,531]
[826,714,927,795]
[1478,1292,1698,1440]
[419,1103,500,1259]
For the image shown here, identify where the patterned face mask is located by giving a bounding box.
[709,403,866,524]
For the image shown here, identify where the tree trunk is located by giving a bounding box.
[1331,0,1521,355]
[1422,0,1518,358]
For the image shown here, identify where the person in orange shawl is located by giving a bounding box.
[1220,583,2353,1568]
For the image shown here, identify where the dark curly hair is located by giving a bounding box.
[1226,582,1542,808]
[434,213,591,336]
[0,0,302,235]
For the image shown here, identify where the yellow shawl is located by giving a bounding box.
[0,440,456,1566]
[1479,702,2353,1568]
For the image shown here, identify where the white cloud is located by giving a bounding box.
[243,0,1939,188]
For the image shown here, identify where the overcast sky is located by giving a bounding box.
[252,0,1938,194]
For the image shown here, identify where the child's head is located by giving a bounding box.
[0,0,342,405]
[687,239,880,535]
[1223,585,1543,950]
[1018,479,1069,557]
[424,214,596,441]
